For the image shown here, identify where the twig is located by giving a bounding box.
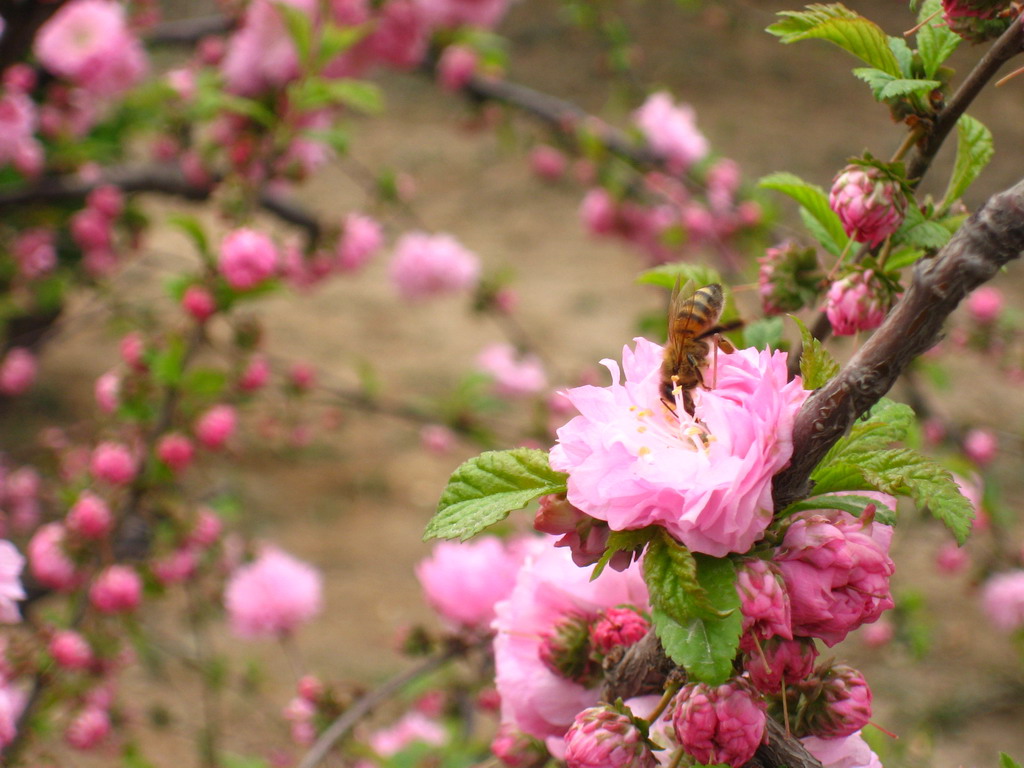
[297,641,467,768]
[772,176,1024,510]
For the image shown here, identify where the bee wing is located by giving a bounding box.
[667,276,697,344]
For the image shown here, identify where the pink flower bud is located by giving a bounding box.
[151,547,199,585]
[757,242,822,316]
[297,675,322,702]
[119,331,146,371]
[188,507,223,549]
[491,723,546,768]
[90,442,136,485]
[589,607,650,655]
[182,285,217,322]
[239,354,271,392]
[389,232,480,300]
[942,0,1015,42]
[0,348,37,396]
[50,629,94,670]
[288,362,316,392]
[743,636,817,694]
[219,228,278,290]
[580,188,618,235]
[89,564,142,614]
[476,343,547,398]
[28,523,79,591]
[802,664,872,739]
[66,492,113,540]
[672,680,766,768]
[337,213,382,272]
[224,547,322,638]
[633,92,709,172]
[86,185,124,220]
[94,371,121,413]
[3,64,36,93]
[530,145,568,181]
[12,228,57,279]
[966,285,1004,324]
[825,270,889,336]
[736,559,792,643]
[963,428,997,466]
[829,165,906,246]
[861,617,894,648]
[157,432,195,472]
[935,541,970,573]
[564,704,657,768]
[538,612,598,685]
[437,44,478,91]
[420,424,456,454]
[981,569,1024,632]
[70,208,112,251]
[195,405,237,450]
[65,706,111,750]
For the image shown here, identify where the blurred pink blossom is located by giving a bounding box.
[935,541,970,573]
[0,682,26,748]
[389,232,480,300]
[980,569,1024,632]
[416,536,525,630]
[182,285,217,322]
[337,213,383,272]
[0,349,37,396]
[0,541,25,623]
[420,424,457,454]
[438,44,478,91]
[963,427,998,466]
[65,705,111,750]
[0,89,43,174]
[28,523,79,591]
[50,629,94,670]
[90,441,136,485]
[370,711,448,757]
[157,433,195,473]
[195,404,237,450]
[221,0,316,95]
[224,547,323,638]
[549,339,808,557]
[152,547,199,586]
[239,355,271,392]
[965,285,1004,324]
[219,228,279,290]
[801,731,883,768]
[476,343,547,397]
[414,0,512,29]
[89,564,142,614]
[66,491,113,540]
[633,92,709,172]
[94,371,121,413]
[12,229,57,279]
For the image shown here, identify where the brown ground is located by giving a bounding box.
[19,0,1024,765]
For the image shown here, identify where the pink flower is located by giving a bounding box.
[0,541,25,623]
[825,270,888,336]
[157,432,195,472]
[672,680,766,768]
[220,0,316,95]
[35,0,147,97]
[224,547,323,638]
[580,188,617,235]
[802,664,872,738]
[420,424,457,454]
[413,0,512,29]
[0,683,25,748]
[438,45,478,91]
[94,371,121,413]
[774,510,895,646]
[188,507,223,549]
[491,723,547,767]
[743,636,817,694]
[239,355,271,392]
[87,184,123,219]
[50,629,94,670]
[935,542,969,573]
[369,711,448,757]
[65,705,111,750]
[549,339,808,558]
[0,348,37,396]
[389,232,480,300]
[71,208,112,251]
[119,331,146,370]
[415,536,525,630]
[0,90,42,173]
[337,213,383,272]
[965,285,1004,324]
[89,564,142,613]
[633,92,709,172]
[182,285,217,321]
[801,731,883,768]
[90,441,136,485]
[589,607,650,655]
[980,570,1024,632]
[530,145,568,181]
[564,704,657,768]
[28,523,79,591]
[288,362,317,392]
[151,547,199,585]
[12,229,57,279]
[476,343,547,397]
[367,0,429,69]
[66,491,114,540]
[860,617,894,648]
[493,539,649,747]
[829,165,906,247]
[963,427,998,466]
[219,228,279,290]
[195,404,237,450]
[736,559,792,643]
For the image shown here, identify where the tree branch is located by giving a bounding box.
[773,176,1024,510]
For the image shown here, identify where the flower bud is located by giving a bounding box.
[672,680,766,768]
[564,704,657,768]
[757,242,823,316]
[90,441,137,485]
[829,165,906,246]
[743,636,818,694]
[963,428,997,466]
[157,432,195,473]
[0,348,37,396]
[538,613,598,685]
[182,285,217,322]
[981,570,1024,632]
[89,564,142,614]
[589,606,650,655]
[966,285,1004,324]
[736,559,792,643]
[491,723,547,768]
[66,492,114,540]
[800,664,872,739]
[195,404,237,450]
[942,0,1015,42]
[65,706,111,750]
[825,270,890,336]
[50,629,94,670]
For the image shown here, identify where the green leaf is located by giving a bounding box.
[167,214,210,258]
[768,4,901,76]
[791,315,839,389]
[878,77,941,100]
[742,317,785,351]
[917,0,961,78]
[799,207,844,257]
[276,1,313,66]
[894,204,951,249]
[824,398,915,460]
[636,263,723,292]
[424,449,567,541]
[650,557,741,684]
[808,461,874,496]
[888,36,915,77]
[644,532,730,622]
[593,528,656,580]
[781,492,897,525]
[151,337,186,386]
[183,368,228,398]
[858,448,974,543]
[999,754,1023,768]
[884,246,925,272]
[316,23,366,68]
[217,93,276,127]
[941,114,994,209]
[760,172,849,257]
[324,79,383,113]
[852,67,897,99]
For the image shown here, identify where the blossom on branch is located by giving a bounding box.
[224,546,323,638]
[549,339,808,557]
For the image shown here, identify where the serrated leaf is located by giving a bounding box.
[885,246,924,271]
[917,0,961,77]
[652,593,742,684]
[809,461,874,496]
[941,114,994,209]
[644,532,731,623]
[888,36,915,77]
[878,77,941,100]
[768,4,901,76]
[791,315,839,389]
[424,449,567,541]
[798,207,844,257]
[781,492,897,525]
[743,317,785,351]
[858,448,974,543]
[999,754,1023,768]
[894,215,951,250]
[593,528,656,580]
[760,172,849,256]
[852,67,897,99]
[824,398,915,461]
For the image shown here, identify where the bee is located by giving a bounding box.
[660,281,741,417]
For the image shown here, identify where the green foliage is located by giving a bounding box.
[592,528,656,579]
[791,315,839,389]
[644,531,731,622]
[780,492,897,525]
[893,203,952,250]
[743,317,785,351]
[423,449,567,541]
[999,754,1023,768]
[759,172,849,257]
[852,68,940,101]
[649,552,741,684]
[768,4,901,76]
[637,263,723,292]
[150,337,187,387]
[167,214,212,261]
[290,78,384,114]
[941,114,994,210]
[916,0,961,77]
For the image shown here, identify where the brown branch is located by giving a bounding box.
[773,176,1024,510]
[147,14,233,45]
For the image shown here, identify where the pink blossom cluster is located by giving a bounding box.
[224,546,323,638]
[282,675,324,746]
[563,704,657,768]
[11,229,57,280]
[219,229,279,291]
[828,165,906,247]
[71,185,126,278]
[389,232,481,300]
[672,681,766,768]
[632,92,709,172]
[369,711,449,757]
[34,0,148,98]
